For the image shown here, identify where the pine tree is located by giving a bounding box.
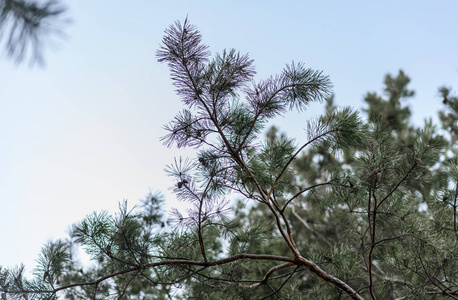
[0,0,67,64]
[1,18,458,299]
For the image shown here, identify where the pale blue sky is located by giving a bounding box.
[1,0,457,272]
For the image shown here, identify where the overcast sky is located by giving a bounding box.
[1,0,457,273]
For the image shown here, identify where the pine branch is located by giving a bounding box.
[0,0,67,64]
[260,266,298,300]
[282,181,335,212]
[3,254,295,296]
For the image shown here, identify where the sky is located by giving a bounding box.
[1,0,458,274]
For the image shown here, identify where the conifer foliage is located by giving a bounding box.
[0,0,67,64]
[1,19,458,299]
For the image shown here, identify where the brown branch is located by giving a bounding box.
[11,250,365,299]
[118,269,141,299]
[261,266,299,300]
[13,254,295,296]
[249,262,295,288]
[196,176,219,263]
[368,187,378,300]
[296,256,364,300]
[282,181,334,212]
[181,183,208,262]
[270,191,298,250]
[263,198,300,256]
